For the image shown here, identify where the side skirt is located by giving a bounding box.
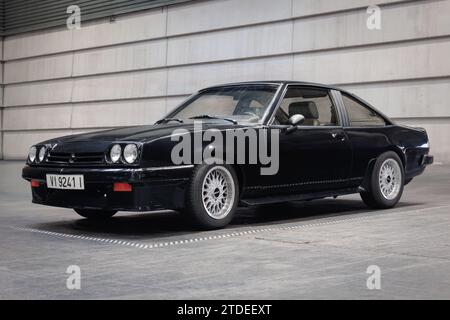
[239,187,359,206]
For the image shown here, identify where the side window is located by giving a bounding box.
[342,94,386,127]
[275,87,339,126]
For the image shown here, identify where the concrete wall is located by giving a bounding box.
[1,0,449,162]
[1,36,3,160]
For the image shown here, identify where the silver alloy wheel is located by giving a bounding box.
[201,166,236,220]
[378,158,402,200]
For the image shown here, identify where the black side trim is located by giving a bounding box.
[245,177,363,191]
[240,187,359,206]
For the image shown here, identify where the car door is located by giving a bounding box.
[248,86,353,196]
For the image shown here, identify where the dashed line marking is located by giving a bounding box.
[11,204,450,250]
[11,214,374,250]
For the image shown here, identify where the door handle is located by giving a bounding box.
[331,132,346,141]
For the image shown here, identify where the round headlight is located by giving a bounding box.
[28,146,37,162]
[123,144,138,164]
[38,146,47,162]
[110,144,122,163]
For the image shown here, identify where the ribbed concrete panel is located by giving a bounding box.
[4,53,73,84]
[343,79,450,118]
[3,97,188,132]
[72,70,167,102]
[3,105,72,130]
[0,69,3,154]
[4,27,72,60]
[293,0,450,52]
[167,56,293,95]
[166,96,189,112]
[73,39,167,76]
[292,0,413,17]
[4,70,174,108]
[0,106,3,159]
[293,39,450,85]
[4,8,166,60]
[167,21,292,65]
[2,0,184,36]
[70,99,167,128]
[167,0,291,35]
[72,10,166,51]
[5,2,448,85]
[4,79,73,107]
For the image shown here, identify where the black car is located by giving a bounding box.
[22,81,433,229]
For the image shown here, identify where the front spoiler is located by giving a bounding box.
[22,165,194,211]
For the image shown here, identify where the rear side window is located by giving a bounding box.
[342,94,386,127]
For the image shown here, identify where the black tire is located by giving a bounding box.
[184,164,239,230]
[74,209,117,220]
[360,151,404,209]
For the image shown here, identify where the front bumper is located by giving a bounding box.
[22,165,194,211]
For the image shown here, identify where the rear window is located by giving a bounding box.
[342,94,386,127]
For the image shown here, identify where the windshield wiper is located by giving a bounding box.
[189,115,238,125]
[155,118,184,125]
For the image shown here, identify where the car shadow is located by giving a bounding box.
[29,198,424,240]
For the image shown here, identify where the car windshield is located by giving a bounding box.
[169,84,279,123]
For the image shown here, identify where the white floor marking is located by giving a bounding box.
[11,204,450,250]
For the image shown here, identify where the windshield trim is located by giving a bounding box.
[165,83,283,125]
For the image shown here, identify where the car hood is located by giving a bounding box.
[41,122,251,153]
[50,124,198,144]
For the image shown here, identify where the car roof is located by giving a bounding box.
[200,80,392,123]
[201,81,344,92]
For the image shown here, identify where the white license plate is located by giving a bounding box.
[46,174,85,190]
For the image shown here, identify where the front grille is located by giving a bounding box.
[46,152,105,165]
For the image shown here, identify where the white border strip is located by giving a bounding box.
[8,215,376,250]
[12,204,450,249]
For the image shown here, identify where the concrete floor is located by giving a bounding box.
[0,161,449,299]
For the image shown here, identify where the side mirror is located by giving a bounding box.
[285,114,305,134]
[289,114,305,126]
